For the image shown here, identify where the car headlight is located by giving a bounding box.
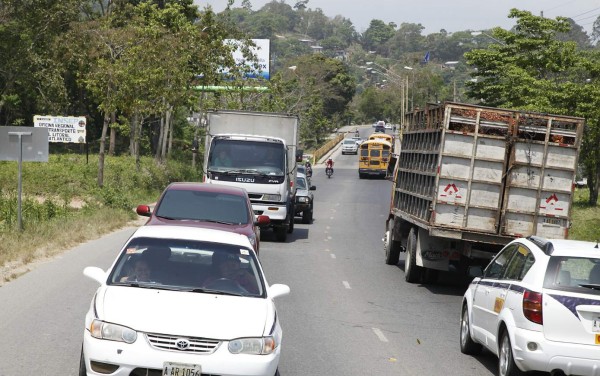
[297,196,308,203]
[262,194,281,201]
[228,336,277,355]
[90,319,137,344]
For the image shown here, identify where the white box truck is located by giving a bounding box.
[384,102,584,283]
[203,110,299,242]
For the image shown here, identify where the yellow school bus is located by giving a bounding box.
[368,133,395,153]
[358,139,392,179]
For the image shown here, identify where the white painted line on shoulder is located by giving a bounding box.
[372,328,389,342]
[324,248,331,252]
[331,254,336,259]
[327,236,332,240]
[342,280,350,289]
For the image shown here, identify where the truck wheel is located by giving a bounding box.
[384,220,401,265]
[405,228,423,283]
[274,226,287,242]
[287,215,294,233]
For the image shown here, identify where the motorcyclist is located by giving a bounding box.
[305,160,313,177]
[325,158,334,175]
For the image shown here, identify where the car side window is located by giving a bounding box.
[484,245,517,279]
[502,245,532,281]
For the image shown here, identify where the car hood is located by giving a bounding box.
[96,286,272,339]
[296,188,309,196]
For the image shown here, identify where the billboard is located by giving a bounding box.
[222,39,270,80]
[34,115,87,143]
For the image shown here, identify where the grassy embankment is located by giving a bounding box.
[0,152,598,283]
[0,153,199,282]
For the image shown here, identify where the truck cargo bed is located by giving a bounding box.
[393,102,584,242]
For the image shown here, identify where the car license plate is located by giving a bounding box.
[594,317,600,333]
[163,362,202,376]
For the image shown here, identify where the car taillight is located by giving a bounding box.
[523,289,543,325]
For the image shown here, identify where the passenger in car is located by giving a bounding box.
[204,252,258,294]
[120,258,152,282]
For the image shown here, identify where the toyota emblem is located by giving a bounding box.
[175,338,190,350]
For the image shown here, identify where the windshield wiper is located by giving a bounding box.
[578,283,600,290]
[193,218,236,225]
[189,288,244,296]
[156,214,177,220]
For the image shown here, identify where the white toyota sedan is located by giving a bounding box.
[460,236,600,376]
[79,225,290,376]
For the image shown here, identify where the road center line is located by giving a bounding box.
[372,328,389,342]
[342,280,350,289]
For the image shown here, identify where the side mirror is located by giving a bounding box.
[83,266,107,285]
[136,204,152,217]
[467,266,484,278]
[309,186,316,190]
[268,284,290,299]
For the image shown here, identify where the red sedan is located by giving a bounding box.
[136,182,269,255]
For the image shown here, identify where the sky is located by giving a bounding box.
[193,0,600,35]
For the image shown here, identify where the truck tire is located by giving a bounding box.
[384,219,401,265]
[274,226,287,242]
[287,215,294,233]
[405,228,423,283]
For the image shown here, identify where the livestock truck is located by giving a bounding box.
[203,109,299,242]
[383,102,584,283]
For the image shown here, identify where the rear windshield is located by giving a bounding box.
[544,256,600,296]
[156,190,250,225]
[344,140,355,144]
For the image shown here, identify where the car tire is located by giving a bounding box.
[384,220,401,265]
[79,346,87,376]
[302,207,312,224]
[498,330,524,376]
[274,226,287,242]
[405,227,423,283]
[422,268,439,284]
[460,305,482,355]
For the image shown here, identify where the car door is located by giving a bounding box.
[471,244,517,346]
[487,244,534,352]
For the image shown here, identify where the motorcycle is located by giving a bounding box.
[326,167,333,178]
[306,165,313,177]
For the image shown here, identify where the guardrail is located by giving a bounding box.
[308,133,345,164]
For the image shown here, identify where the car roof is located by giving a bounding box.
[131,225,252,248]
[520,237,600,258]
[164,182,248,196]
[297,172,307,180]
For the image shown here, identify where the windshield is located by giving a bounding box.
[155,190,250,224]
[296,177,307,189]
[108,237,264,297]
[208,139,285,175]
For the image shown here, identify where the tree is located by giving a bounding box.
[362,20,395,53]
[465,9,600,205]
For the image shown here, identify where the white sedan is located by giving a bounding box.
[79,225,290,376]
[460,236,600,376]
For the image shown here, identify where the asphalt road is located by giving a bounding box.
[0,128,499,376]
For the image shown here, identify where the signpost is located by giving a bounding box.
[0,127,49,230]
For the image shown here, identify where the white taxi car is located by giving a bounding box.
[79,225,290,376]
[460,236,600,376]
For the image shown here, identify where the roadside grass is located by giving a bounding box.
[0,153,199,282]
[569,188,600,242]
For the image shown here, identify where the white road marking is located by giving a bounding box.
[330,217,334,220]
[331,254,337,259]
[372,328,389,342]
[324,248,331,252]
[342,280,350,289]
[327,236,332,240]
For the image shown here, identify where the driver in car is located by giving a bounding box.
[204,252,259,294]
